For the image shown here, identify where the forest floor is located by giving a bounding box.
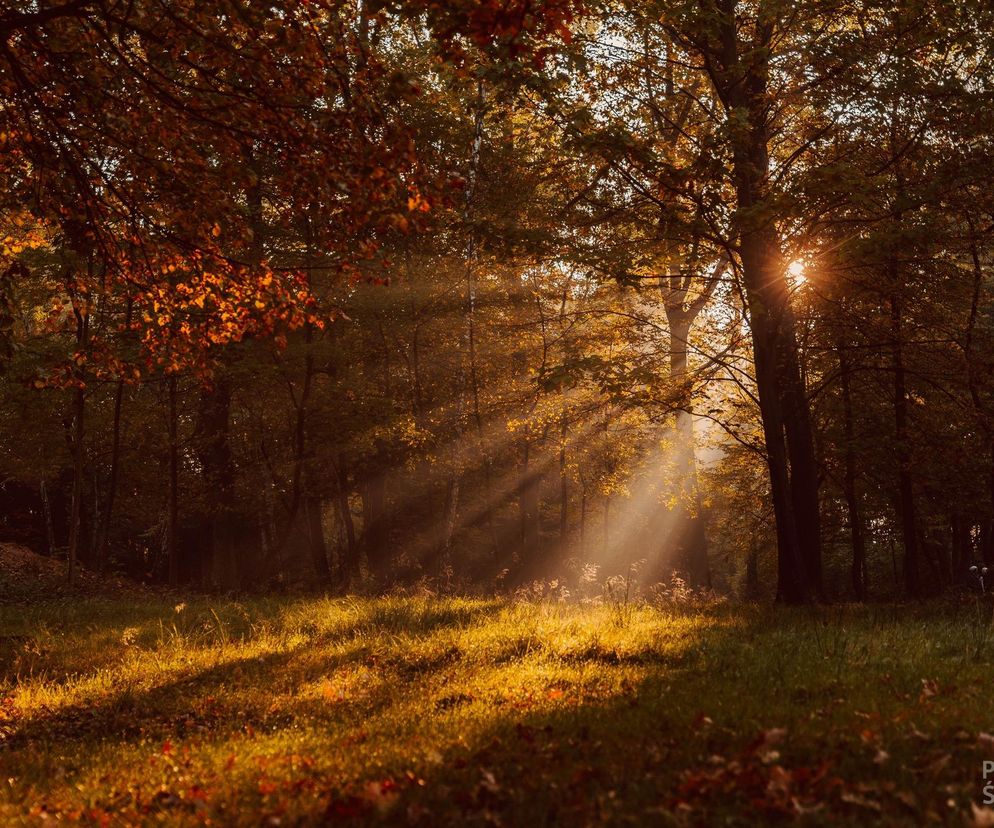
[0,543,150,602]
[3,595,994,826]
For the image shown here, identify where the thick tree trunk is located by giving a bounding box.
[739,230,810,604]
[779,322,822,595]
[710,5,821,603]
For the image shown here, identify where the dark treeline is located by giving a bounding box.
[2,0,994,603]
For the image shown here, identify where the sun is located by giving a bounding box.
[787,259,807,284]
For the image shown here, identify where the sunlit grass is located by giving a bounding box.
[2,597,994,824]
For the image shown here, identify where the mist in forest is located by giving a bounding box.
[2,0,994,607]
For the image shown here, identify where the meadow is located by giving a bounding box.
[3,594,994,825]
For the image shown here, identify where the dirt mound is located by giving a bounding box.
[0,542,148,602]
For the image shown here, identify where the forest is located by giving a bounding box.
[4,0,994,604]
[4,0,994,825]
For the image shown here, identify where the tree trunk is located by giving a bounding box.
[438,80,488,566]
[197,375,244,590]
[603,495,611,558]
[739,230,809,604]
[305,495,331,585]
[67,386,85,586]
[779,321,822,595]
[983,519,994,567]
[66,306,89,587]
[440,474,461,564]
[710,5,821,603]
[518,437,540,560]
[94,298,133,572]
[559,410,568,545]
[963,224,992,570]
[273,321,326,583]
[334,453,358,584]
[666,314,710,587]
[40,480,56,558]
[745,538,761,601]
[167,374,179,586]
[951,515,971,581]
[518,440,530,550]
[890,289,919,597]
[92,375,124,572]
[838,342,867,600]
[579,483,587,558]
[362,472,389,577]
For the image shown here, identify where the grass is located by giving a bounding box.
[3,595,994,825]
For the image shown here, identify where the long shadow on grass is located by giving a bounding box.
[2,599,499,763]
[10,603,984,825]
[197,610,727,826]
[397,605,994,826]
[0,596,502,682]
[212,603,991,827]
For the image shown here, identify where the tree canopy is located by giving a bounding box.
[3,0,994,604]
